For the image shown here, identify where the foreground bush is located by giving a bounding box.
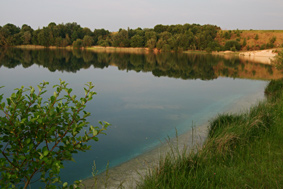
[0,80,109,188]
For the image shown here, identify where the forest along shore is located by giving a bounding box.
[81,88,266,189]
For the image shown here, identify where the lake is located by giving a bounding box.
[0,48,280,186]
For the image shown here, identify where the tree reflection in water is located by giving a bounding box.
[0,48,282,80]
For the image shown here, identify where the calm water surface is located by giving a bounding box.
[0,49,275,186]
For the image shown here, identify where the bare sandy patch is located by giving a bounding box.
[239,49,277,64]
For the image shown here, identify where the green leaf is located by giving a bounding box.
[30,87,35,94]
[92,130,98,136]
[50,96,55,103]
[37,85,42,92]
[26,138,31,144]
[11,93,16,98]
[43,150,49,156]
[63,182,68,187]
[42,146,49,156]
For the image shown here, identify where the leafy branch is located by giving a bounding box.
[0,80,110,188]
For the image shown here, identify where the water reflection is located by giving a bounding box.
[0,48,282,80]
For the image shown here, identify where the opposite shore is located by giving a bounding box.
[14,45,280,65]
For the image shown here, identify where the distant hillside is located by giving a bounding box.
[216,30,283,51]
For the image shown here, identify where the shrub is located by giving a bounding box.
[224,40,241,51]
[242,38,247,47]
[255,34,259,40]
[264,78,283,101]
[0,80,109,188]
[272,50,283,70]
[269,36,276,44]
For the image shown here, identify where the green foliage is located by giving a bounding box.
[224,40,241,51]
[146,38,156,50]
[255,34,259,40]
[97,36,111,47]
[269,36,276,44]
[73,39,83,49]
[0,23,21,47]
[0,80,110,188]
[112,29,130,47]
[82,35,94,47]
[0,22,222,51]
[223,31,232,39]
[130,35,144,47]
[272,50,283,69]
[264,78,283,101]
[93,29,110,45]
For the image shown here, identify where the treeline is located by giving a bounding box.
[0,48,275,80]
[0,22,227,51]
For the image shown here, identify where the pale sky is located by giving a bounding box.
[1,0,283,31]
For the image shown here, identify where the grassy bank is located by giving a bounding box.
[138,79,283,188]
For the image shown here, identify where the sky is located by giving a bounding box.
[1,0,283,31]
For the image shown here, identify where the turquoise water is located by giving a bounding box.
[0,49,269,186]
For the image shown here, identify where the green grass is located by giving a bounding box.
[138,78,283,188]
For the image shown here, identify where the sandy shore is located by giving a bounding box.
[81,87,266,189]
[82,124,209,189]
[239,49,277,64]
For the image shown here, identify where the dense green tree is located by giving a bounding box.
[38,28,51,47]
[145,31,157,42]
[93,29,110,45]
[97,36,110,47]
[0,24,21,46]
[21,24,33,33]
[224,40,241,51]
[22,31,32,45]
[156,39,166,50]
[130,34,144,47]
[0,27,10,46]
[2,23,21,35]
[112,29,130,47]
[154,24,168,33]
[73,39,83,48]
[146,38,156,49]
[82,35,94,47]
[82,27,92,37]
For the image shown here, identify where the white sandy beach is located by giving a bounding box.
[239,49,277,64]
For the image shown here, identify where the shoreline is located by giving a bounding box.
[82,123,209,189]
[13,45,279,65]
[81,85,266,188]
